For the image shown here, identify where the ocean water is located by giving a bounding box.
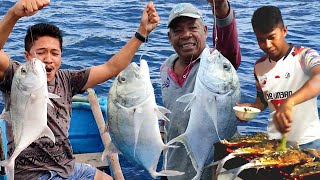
[0,0,319,179]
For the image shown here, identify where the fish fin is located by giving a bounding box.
[0,159,14,180]
[163,143,169,171]
[132,107,145,157]
[151,170,184,179]
[204,161,220,179]
[157,105,171,115]
[176,93,196,111]
[166,134,199,173]
[101,142,121,161]
[205,97,221,140]
[167,145,179,149]
[0,111,11,124]
[162,143,180,152]
[41,126,55,143]
[215,154,236,176]
[176,93,194,103]
[47,99,55,107]
[155,106,171,122]
[166,135,191,163]
[204,159,220,169]
[167,134,186,146]
[47,93,60,107]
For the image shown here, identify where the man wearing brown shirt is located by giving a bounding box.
[0,0,160,179]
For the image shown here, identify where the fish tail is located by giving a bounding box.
[0,159,15,180]
[163,134,186,162]
[0,160,8,167]
[216,154,236,176]
[42,126,55,143]
[164,144,179,149]
[205,160,220,168]
[101,142,120,161]
[166,134,201,177]
[191,171,202,180]
[101,148,108,161]
[151,170,184,178]
[166,134,186,146]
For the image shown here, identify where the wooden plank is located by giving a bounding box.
[86,89,124,179]
[74,152,109,168]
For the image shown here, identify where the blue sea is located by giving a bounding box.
[0,0,320,179]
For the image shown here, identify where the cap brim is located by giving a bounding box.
[167,13,202,28]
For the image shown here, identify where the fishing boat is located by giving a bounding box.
[0,92,111,180]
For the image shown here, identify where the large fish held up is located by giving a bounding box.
[0,58,58,180]
[167,47,240,180]
[103,60,184,179]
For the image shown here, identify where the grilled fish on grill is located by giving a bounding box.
[230,149,314,180]
[216,139,280,176]
[291,161,320,178]
[290,149,320,178]
[220,132,268,147]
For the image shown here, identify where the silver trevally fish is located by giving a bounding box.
[103,60,184,179]
[0,58,59,180]
[168,47,240,180]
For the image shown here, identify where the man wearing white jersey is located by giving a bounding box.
[238,6,320,149]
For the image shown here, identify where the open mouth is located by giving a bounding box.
[45,66,53,74]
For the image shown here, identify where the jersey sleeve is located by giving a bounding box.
[301,48,320,73]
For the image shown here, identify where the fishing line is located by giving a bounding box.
[29,26,38,72]
[205,0,218,49]
[138,25,148,63]
[183,52,195,79]
[138,2,149,63]
[29,26,39,60]
[212,0,218,50]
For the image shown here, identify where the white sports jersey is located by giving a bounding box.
[254,45,320,145]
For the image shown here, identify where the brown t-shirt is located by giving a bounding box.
[0,60,90,179]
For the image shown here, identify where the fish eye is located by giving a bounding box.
[21,67,27,74]
[118,76,126,83]
[223,63,231,71]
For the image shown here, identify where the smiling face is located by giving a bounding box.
[168,17,208,63]
[24,36,62,82]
